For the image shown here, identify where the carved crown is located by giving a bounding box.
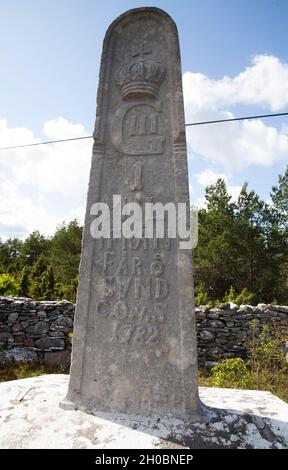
[116,60,165,99]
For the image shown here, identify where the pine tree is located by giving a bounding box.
[193,179,238,301]
[30,254,48,300]
[271,166,288,228]
[42,266,55,300]
[50,220,82,284]
[18,265,30,297]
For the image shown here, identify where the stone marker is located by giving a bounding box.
[3,376,288,449]
[62,7,203,419]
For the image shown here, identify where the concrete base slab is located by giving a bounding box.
[0,375,287,449]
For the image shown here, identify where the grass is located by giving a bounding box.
[1,323,287,404]
[198,322,288,403]
[0,363,69,382]
[1,362,286,404]
[198,365,288,403]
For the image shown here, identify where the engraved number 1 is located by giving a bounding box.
[130,162,143,191]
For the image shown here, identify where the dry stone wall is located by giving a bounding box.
[196,303,288,367]
[0,297,73,367]
[0,297,287,368]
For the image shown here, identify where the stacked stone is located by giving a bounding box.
[196,303,288,368]
[0,296,287,368]
[0,297,74,366]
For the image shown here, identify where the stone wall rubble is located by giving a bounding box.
[0,297,287,368]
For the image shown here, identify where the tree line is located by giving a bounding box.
[0,167,287,305]
[0,220,82,302]
[194,166,288,305]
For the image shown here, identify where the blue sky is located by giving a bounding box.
[0,0,288,238]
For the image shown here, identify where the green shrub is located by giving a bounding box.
[223,286,254,305]
[18,265,30,297]
[235,287,254,305]
[195,282,209,306]
[247,321,288,397]
[211,358,250,388]
[200,323,288,402]
[0,273,19,296]
[223,286,237,303]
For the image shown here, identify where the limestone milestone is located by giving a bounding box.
[2,376,288,449]
[62,7,203,419]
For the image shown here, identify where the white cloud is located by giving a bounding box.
[194,169,242,203]
[0,119,39,148]
[0,117,92,197]
[227,185,242,203]
[185,111,288,170]
[195,169,228,187]
[0,117,91,239]
[192,196,207,210]
[189,183,194,196]
[191,186,241,208]
[43,116,87,140]
[0,176,59,238]
[184,55,288,112]
[183,55,288,170]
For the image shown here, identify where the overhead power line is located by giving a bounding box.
[0,135,92,151]
[0,111,287,151]
[185,112,288,127]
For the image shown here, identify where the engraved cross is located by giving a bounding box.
[131,42,152,59]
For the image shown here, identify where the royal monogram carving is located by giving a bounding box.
[116,41,165,100]
[111,101,165,155]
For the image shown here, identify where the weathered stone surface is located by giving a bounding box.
[239,304,254,313]
[37,310,47,319]
[0,332,13,343]
[215,337,228,344]
[270,305,288,314]
[200,330,215,341]
[1,375,288,449]
[43,350,71,367]
[207,311,219,319]
[0,295,287,368]
[235,330,248,339]
[50,338,65,350]
[0,323,10,333]
[25,321,49,336]
[218,303,230,310]
[8,312,18,322]
[0,296,73,355]
[257,303,269,310]
[24,338,35,348]
[35,336,52,349]
[49,316,73,335]
[210,320,225,328]
[63,7,201,419]
[0,347,38,367]
[195,310,206,320]
[12,323,23,333]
